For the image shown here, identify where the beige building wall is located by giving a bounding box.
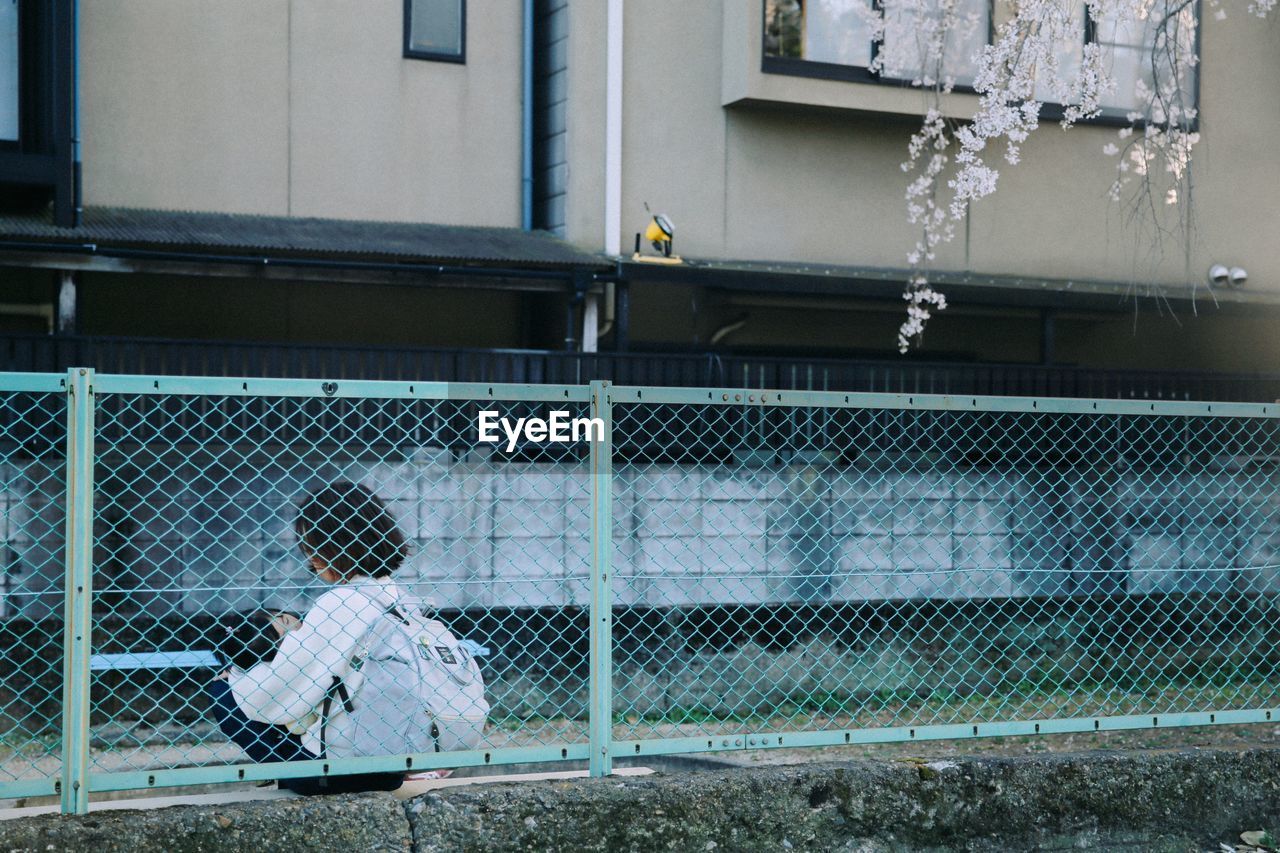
[564,0,1280,293]
[80,0,523,226]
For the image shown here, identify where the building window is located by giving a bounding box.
[763,0,990,89]
[763,0,1198,125]
[1,0,18,142]
[1090,6,1197,121]
[1029,2,1198,123]
[404,0,465,63]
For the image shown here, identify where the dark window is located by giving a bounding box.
[0,0,77,224]
[404,0,466,63]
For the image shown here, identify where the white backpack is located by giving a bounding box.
[319,590,490,759]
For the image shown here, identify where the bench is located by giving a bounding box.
[89,641,491,673]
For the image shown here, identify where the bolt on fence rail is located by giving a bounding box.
[1,370,1279,814]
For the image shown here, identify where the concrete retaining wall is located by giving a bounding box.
[6,450,1278,620]
[4,749,1280,851]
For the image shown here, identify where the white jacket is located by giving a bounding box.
[228,576,404,758]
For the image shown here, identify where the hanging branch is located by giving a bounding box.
[886,0,1271,351]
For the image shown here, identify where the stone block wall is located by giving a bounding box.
[3,449,1279,621]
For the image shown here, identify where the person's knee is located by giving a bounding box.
[205,678,236,728]
[205,677,262,748]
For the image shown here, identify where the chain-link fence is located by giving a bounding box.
[0,374,67,804]
[3,372,1280,813]
[607,387,1280,758]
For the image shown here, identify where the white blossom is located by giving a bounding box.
[889,0,1255,349]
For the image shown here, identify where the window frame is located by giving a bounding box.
[760,0,994,97]
[759,0,1201,130]
[402,0,467,64]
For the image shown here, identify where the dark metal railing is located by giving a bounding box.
[4,333,1280,402]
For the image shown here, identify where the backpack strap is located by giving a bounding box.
[316,584,405,759]
[318,675,355,759]
[345,583,415,629]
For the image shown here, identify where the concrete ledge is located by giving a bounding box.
[0,788,299,821]
[3,749,1279,851]
[0,791,411,853]
[406,748,1280,852]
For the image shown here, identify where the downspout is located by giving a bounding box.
[604,0,623,255]
[72,0,81,223]
[521,0,534,230]
[582,279,615,353]
[596,281,616,341]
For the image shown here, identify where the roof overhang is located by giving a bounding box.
[0,207,612,292]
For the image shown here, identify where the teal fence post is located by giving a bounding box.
[588,380,614,777]
[61,367,94,814]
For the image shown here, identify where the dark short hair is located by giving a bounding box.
[294,481,408,580]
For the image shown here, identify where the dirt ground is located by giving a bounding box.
[716,722,1280,766]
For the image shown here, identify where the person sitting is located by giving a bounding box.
[205,480,415,795]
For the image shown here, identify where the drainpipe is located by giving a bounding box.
[604,0,623,255]
[595,281,616,341]
[521,0,534,230]
[710,316,747,346]
[57,271,77,334]
[72,0,81,224]
[582,293,599,353]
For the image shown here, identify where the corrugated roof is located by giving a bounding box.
[0,206,608,271]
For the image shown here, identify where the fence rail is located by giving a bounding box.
[2,370,1279,813]
[7,333,1280,402]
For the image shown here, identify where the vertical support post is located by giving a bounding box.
[614,279,630,353]
[587,380,613,777]
[61,367,94,814]
[1040,308,1056,366]
[564,275,585,352]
